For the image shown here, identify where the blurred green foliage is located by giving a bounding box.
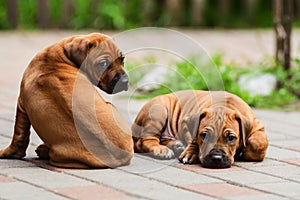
[19,0,37,29]
[0,1,9,29]
[204,0,273,28]
[126,55,300,110]
[0,0,281,30]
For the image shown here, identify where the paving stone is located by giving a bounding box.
[142,166,223,186]
[177,164,243,174]
[267,132,297,142]
[271,139,300,150]
[289,147,300,152]
[254,110,300,127]
[0,167,95,189]
[0,159,36,169]
[294,196,300,200]
[225,193,291,200]
[0,120,14,136]
[0,111,14,120]
[118,155,222,185]
[0,182,69,200]
[29,129,44,146]
[0,175,16,182]
[1,97,19,105]
[27,159,71,172]
[119,154,177,174]
[25,143,41,158]
[54,185,139,200]
[69,169,215,200]
[263,121,300,138]
[181,183,262,199]
[267,146,300,160]
[250,164,300,182]
[234,158,286,169]
[203,170,283,185]
[0,135,11,146]
[284,158,300,167]
[249,181,300,198]
[134,153,179,166]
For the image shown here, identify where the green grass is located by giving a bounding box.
[125,55,300,110]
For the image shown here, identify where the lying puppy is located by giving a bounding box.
[0,33,133,168]
[132,90,268,168]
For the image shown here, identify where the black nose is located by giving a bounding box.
[201,148,231,169]
[120,76,128,84]
[110,75,129,94]
[211,154,223,162]
[209,148,225,162]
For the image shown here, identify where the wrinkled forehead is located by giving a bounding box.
[200,107,235,133]
[89,39,123,60]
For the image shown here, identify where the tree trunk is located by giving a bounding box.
[218,0,231,27]
[273,0,293,70]
[6,0,18,29]
[244,0,258,26]
[62,0,74,28]
[165,0,182,26]
[38,0,49,29]
[190,0,206,26]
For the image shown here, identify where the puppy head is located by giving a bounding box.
[64,33,128,94]
[188,107,245,168]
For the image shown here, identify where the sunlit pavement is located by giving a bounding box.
[0,30,300,200]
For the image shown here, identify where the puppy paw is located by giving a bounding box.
[152,146,175,160]
[0,147,25,159]
[178,150,199,164]
[35,144,50,159]
[172,141,186,157]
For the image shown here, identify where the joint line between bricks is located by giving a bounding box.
[116,167,221,199]
[61,171,153,200]
[201,167,298,199]
[0,172,75,200]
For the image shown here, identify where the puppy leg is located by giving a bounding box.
[162,140,185,158]
[138,138,175,160]
[133,103,175,159]
[241,130,268,161]
[178,143,200,164]
[0,99,31,158]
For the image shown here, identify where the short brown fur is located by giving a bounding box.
[132,90,268,168]
[0,33,133,168]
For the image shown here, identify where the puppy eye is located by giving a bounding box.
[120,57,125,64]
[227,134,237,143]
[200,132,207,141]
[97,60,110,68]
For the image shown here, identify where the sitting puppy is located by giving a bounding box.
[0,33,133,168]
[132,90,268,168]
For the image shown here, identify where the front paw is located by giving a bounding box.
[35,144,50,159]
[0,147,25,159]
[172,141,186,157]
[178,149,199,164]
[152,146,175,160]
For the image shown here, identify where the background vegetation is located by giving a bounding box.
[126,56,300,110]
[1,0,300,30]
[1,0,299,109]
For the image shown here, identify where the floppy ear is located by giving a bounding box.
[185,109,208,140]
[64,37,94,67]
[234,112,247,148]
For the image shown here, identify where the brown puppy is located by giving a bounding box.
[0,33,133,168]
[132,90,268,168]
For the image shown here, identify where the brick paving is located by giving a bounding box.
[0,30,300,200]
